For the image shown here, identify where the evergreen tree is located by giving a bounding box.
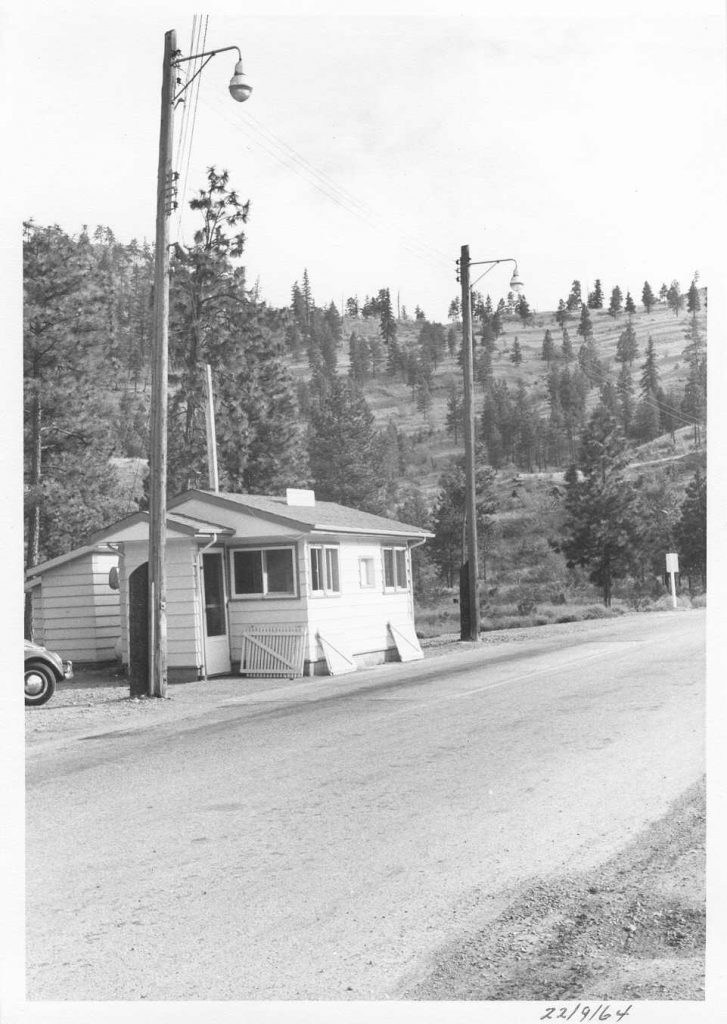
[429,455,497,587]
[639,336,660,397]
[445,381,463,443]
[168,168,309,495]
[666,280,684,316]
[616,363,636,436]
[555,298,570,327]
[516,295,533,324]
[624,291,636,315]
[560,408,644,605]
[541,329,555,366]
[301,268,313,328]
[448,297,461,321]
[23,222,130,569]
[561,327,574,363]
[576,303,594,342]
[587,279,604,309]
[379,287,397,344]
[608,286,623,316]
[510,337,523,364]
[641,281,656,313]
[567,280,582,312]
[446,326,458,358]
[414,305,426,321]
[659,283,669,303]
[687,279,701,313]
[674,469,706,588]
[633,392,661,444]
[615,320,639,366]
[348,332,371,383]
[681,312,706,445]
[308,376,385,513]
[345,295,359,318]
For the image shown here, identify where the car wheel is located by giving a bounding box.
[24,662,57,707]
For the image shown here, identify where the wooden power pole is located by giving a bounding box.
[148,29,176,697]
[460,244,480,641]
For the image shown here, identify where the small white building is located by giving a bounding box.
[24,545,121,664]
[91,488,432,682]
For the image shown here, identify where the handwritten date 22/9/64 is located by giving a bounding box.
[540,1004,632,1022]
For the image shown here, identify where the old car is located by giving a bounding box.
[24,640,72,707]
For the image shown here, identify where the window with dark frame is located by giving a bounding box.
[231,547,296,597]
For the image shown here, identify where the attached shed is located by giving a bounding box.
[24,545,121,664]
[91,489,433,682]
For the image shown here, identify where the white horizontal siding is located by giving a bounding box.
[304,538,416,661]
[36,554,120,662]
[118,538,202,669]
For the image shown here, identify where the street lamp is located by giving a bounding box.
[147,30,251,698]
[456,246,523,642]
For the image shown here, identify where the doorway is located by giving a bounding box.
[201,550,231,676]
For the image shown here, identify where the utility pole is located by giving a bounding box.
[460,244,480,641]
[204,363,219,493]
[148,28,176,698]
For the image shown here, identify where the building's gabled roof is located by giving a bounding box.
[25,543,117,580]
[90,510,235,544]
[169,490,434,539]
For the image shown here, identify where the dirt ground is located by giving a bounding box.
[403,777,706,1001]
[26,617,706,1001]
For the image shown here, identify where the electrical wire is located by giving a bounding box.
[198,93,452,275]
[174,15,209,246]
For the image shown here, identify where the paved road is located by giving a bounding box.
[26,610,705,1000]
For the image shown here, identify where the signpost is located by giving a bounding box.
[666,552,679,609]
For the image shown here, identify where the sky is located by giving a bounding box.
[5,0,726,322]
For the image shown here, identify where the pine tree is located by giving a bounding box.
[616,363,636,437]
[510,337,523,364]
[659,283,668,303]
[555,298,570,327]
[445,381,463,443]
[667,280,684,317]
[577,303,594,342]
[516,295,533,324]
[681,312,706,445]
[23,222,130,572]
[674,469,706,588]
[608,286,623,317]
[639,336,660,397]
[541,329,555,366]
[561,327,574,363]
[687,279,701,313]
[308,376,385,513]
[567,280,582,312]
[641,281,656,313]
[616,321,639,366]
[448,297,461,321]
[624,291,636,315]
[587,279,604,309]
[560,407,644,605]
[429,456,497,587]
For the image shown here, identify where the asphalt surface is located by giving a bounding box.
[26,610,705,1000]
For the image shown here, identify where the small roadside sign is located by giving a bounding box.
[666,552,679,573]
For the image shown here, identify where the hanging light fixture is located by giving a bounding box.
[229,60,252,102]
[509,265,524,294]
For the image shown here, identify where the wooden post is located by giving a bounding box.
[148,29,176,698]
[204,363,219,493]
[460,245,480,641]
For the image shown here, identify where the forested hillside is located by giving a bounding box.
[24,170,707,620]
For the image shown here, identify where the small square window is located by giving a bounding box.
[359,557,375,588]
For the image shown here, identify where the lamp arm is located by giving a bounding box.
[174,45,242,65]
[172,46,243,104]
